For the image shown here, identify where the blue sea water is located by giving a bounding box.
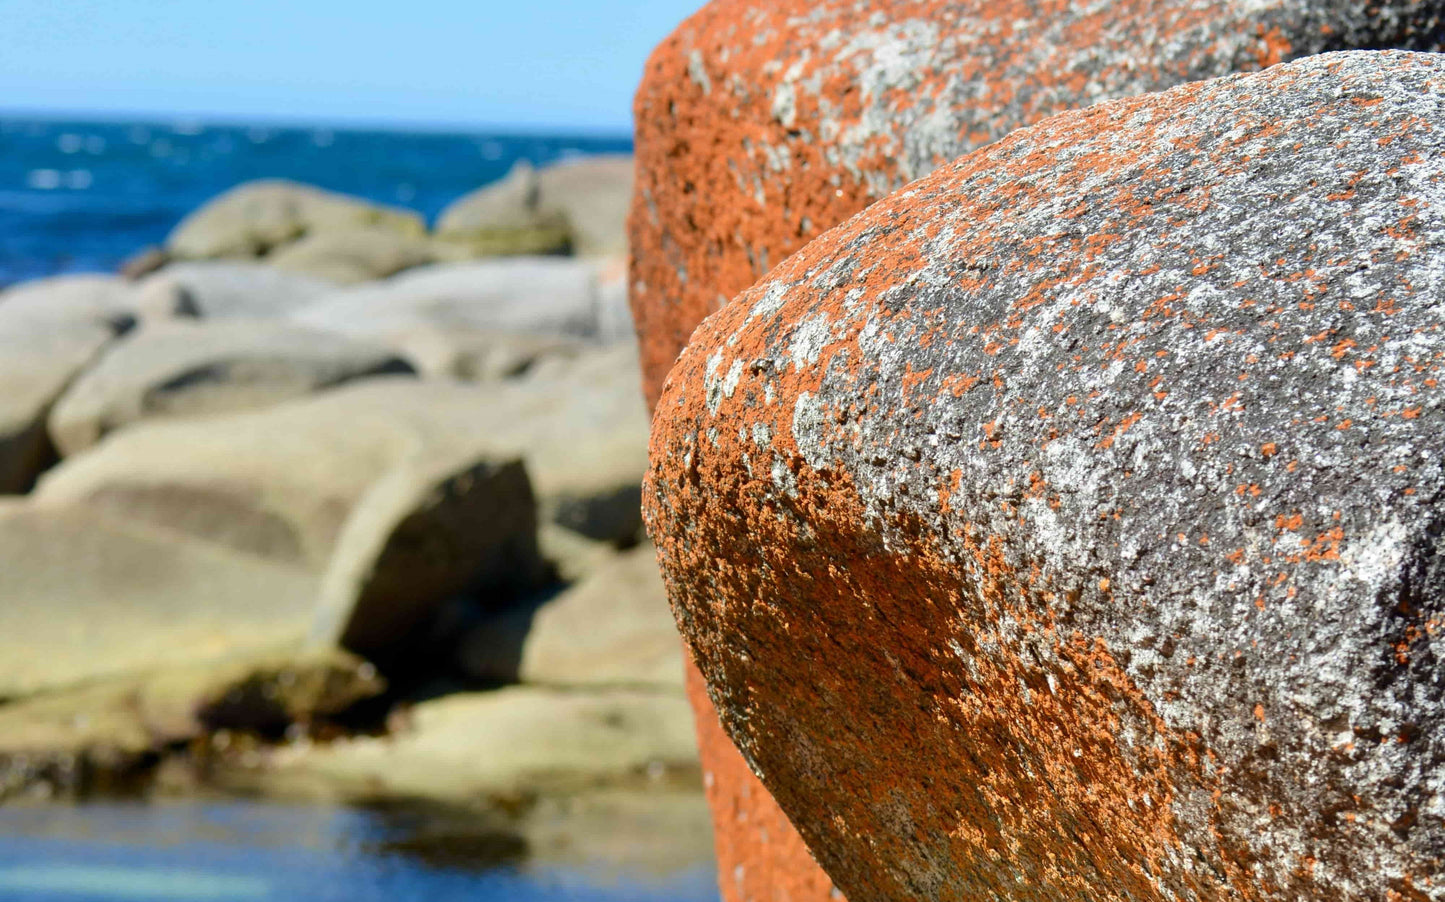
[0,800,719,902]
[0,117,632,286]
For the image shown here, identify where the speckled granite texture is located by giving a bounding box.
[631,3,1445,901]
[647,51,1445,902]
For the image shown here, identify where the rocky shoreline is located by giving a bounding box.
[0,154,701,841]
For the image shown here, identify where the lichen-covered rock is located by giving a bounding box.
[629,0,1445,406]
[632,4,1445,899]
[647,52,1445,902]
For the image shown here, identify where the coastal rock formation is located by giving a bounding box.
[0,274,200,493]
[36,347,648,564]
[0,501,320,699]
[139,262,339,319]
[266,225,438,284]
[629,0,1445,404]
[291,257,618,341]
[166,179,425,261]
[647,52,1445,901]
[33,378,545,589]
[381,328,585,382]
[434,161,573,257]
[49,320,414,456]
[0,274,192,331]
[235,685,698,802]
[458,542,684,690]
[630,3,1445,899]
[0,323,114,493]
[438,155,634,258]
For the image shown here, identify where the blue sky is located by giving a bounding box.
[0,1,703,133]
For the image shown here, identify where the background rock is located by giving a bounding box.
[437,155,633,258]
[290,258,610,340]
[0,323,114,493]
[433,161,573,257]
[458,543,684,690]
[374,326,585,382]
[307,454,541,661]
[0,501,319,699]
[166,179,425,261]
[49,319,415,456]
[0,649,380,765]
[265,226,437,284]
[37,350,649,556]
[138,262,338,319]
[238,687,698,801]
[0,274,191,332]
[648,51,1445,902]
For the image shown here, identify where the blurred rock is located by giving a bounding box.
[307,454,541,660]
[117,245,169,281]
[37,348,648,552]
[0,274,192,332]
[49,319,415,456]
[0,648,381,761]
[537,523,619,584]
[36,384,544,666]
[166,179,425,261]
[433,161,572,256]
[0,323,114,493]
[266,226,437,284]
[490,344,650,544]
[458,543,683,690]
[139,261,338,319]
[291,258,608,339]
[438,156,633,258]
[0,501,320,699]
[372,326,585,382]
[238,687,698,800]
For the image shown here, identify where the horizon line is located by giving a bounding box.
[0,105,636,141]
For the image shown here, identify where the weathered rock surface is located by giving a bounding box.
[377,326,585,382]
[433,161,573,257]
[0,274,191,331]
[49,320,414,456]
[0,324,114,493]
[0,648,380,771]
[166,179,425,261]
[0,501,321,699]
[265,226,437,284]
[35,378,543,659]
[138,262,338,319]
[437,155,634,258]
[306,453,540,660]
[629,0,1445,406]
[290,258,610,340]
[647,52,1445,902]
[239,687,698,801]
[34,347,644,598]
[633,4,1445,900]
[459,543,684,690]
[0,274,205,492]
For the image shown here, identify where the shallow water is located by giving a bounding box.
[0,800,719,902]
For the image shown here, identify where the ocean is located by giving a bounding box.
[0,117,632,286]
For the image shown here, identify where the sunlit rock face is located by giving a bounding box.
[648,51,1445,902]
[630,3,1445,901]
